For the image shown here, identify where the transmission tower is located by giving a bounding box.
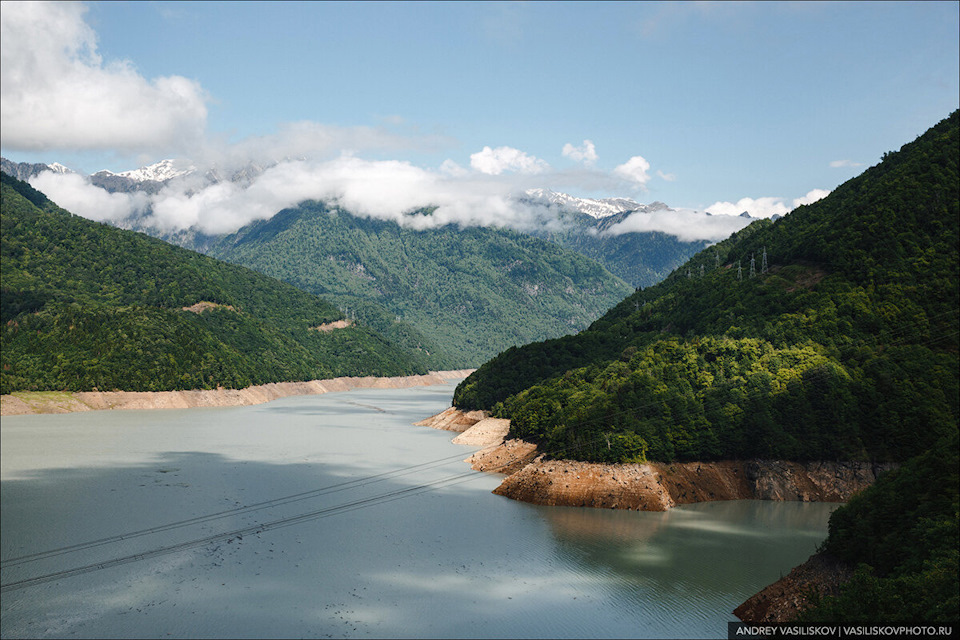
[715,250,720,268]
[749,255,756,278]
[737,261,742,281]
[699,264,705,278]
[761,246,768,274]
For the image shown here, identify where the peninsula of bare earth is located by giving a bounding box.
[443,112,959,623]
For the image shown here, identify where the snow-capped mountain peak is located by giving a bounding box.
[97,159,195,183]
[525,188,652,219]
[46,162,74,175]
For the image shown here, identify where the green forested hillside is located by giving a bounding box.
[206,202,634,368]
[455,111,958,466]
[798,430,958,622]
[453,111,959,623]
[1,174,428,394]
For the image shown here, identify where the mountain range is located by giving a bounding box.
[1,155,724,366]
[0,156,727,287]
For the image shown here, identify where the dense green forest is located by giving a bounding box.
[453,111,959,623]
[455,111,958,466]
[798,430,958,622]
[206,202,634,368]
[1,173,428,394]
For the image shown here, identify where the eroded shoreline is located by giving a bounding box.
[418,407,895,511]
[418,406,892,623]
[0,370,475,416]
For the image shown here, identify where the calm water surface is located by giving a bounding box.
[1,383,836,639]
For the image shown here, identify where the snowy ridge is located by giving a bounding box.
[46,162,74,175]
[97,159,195,182]
[525,188,652,219]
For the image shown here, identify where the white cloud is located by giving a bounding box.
[0,1,208,154]
[28,155,565,235]
[29,171,148,222]
[561,140,598,166]
[198,121,451,172]
[705,188,831,219]
[792,188,830,207]
[829,159,864,168]
[656,169,677,182]
[705,197,791,218]
[613,155,652,187]
[603,208,753,242]
[469,146,549,175]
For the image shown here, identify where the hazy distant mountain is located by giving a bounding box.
[206,201,635,368]
[0,157,73,182]
[517,191,710,288]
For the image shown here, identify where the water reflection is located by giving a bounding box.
[2,385,836,639]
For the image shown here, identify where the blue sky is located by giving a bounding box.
[1,1,958,233]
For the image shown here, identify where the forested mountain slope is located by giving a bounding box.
[206,201,634,368]
[454,109,959,624]
[455,111,958,466]
[1,174,428,394]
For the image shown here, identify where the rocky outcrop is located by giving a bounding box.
[465,439,539,475]
[451,418,511,447]
[417,408,890,627]
[0,370,475,416]
[494,458,895,510]
[734,552,854,623]
[414,406,487,432]
[417,409,895,511]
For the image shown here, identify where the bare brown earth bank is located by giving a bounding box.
[494,458,894,510]
[733,552,854,623]
[417,407,895,624]
[418,409,895,510]
[0,370,475,416]
[417,407,892,624]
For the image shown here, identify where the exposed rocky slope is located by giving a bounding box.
[417,408,895,510]
[734,552,855,623]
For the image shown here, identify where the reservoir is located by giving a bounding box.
[1,382,836,639]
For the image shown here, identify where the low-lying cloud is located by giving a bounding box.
[30,158,830,243]
[705,189,829,218]
[30,156,569,235]
[29,171,150,222]
[602,209,753,242]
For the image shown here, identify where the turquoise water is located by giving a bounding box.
[0,383,836,639]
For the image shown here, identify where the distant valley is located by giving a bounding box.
[2,155,726,368]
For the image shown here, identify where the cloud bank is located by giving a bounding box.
[6,1,831,246]
[30,156,568,235]
[30,159,831,243]
[602,208,754,243]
